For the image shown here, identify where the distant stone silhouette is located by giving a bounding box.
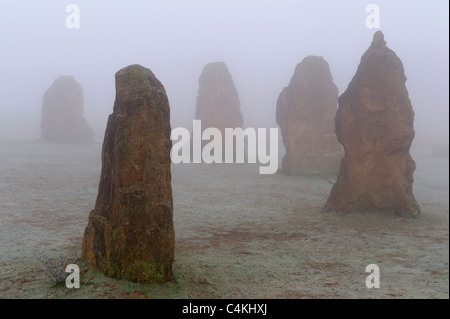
[196,61,243,132]
[276,56,343,174]
[195,61,243,158]
[324,31,421,217]
[41,76,93,142]
[82,64,175,283]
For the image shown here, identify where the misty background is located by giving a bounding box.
[0,0,448,153]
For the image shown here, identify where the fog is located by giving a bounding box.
[0,1,449,299]
[0,0,448,152]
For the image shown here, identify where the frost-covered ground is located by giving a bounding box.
[0,141,448,298]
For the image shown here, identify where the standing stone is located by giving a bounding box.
[41,75,94,142]
[196,61,243,133]
[324,31,420,217]
[82,65,175,283]
[276,56,343,174]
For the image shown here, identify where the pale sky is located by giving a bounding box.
[0,1,448,150]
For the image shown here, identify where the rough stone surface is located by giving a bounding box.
[276,56,343,174]
[82,64,175,283]
[325,31,421,217]
[41,76,94,142]
[195,61,243,132]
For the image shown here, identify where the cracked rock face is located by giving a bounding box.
[41,75,94,142]
[325,31,421,217]
[276,56,343,175]
[82,64,175,283]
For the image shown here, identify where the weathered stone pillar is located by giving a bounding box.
[82,64,175,283]
[41,75,94,142]
[276,56,343,174]
[324,32,420,217]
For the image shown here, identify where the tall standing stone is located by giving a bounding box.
[196,61,243,132]
[276,56,343,174]
[82,64,175,283]
[41,75,94,142]
[325,31,420,217]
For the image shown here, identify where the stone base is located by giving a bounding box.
[82,209,174,283]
